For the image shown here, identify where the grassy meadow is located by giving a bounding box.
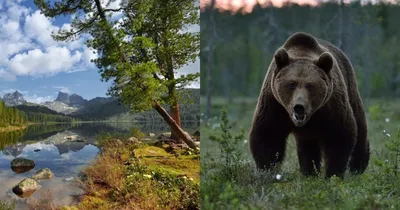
[200,96,400,209]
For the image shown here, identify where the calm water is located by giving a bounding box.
[0,121,198,209]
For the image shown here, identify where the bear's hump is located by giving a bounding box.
[283,32,320,51]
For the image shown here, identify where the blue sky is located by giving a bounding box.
[0,0,200,103]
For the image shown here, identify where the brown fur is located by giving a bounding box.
[249,32,370,178]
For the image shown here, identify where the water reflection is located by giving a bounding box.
[11,165,35,174]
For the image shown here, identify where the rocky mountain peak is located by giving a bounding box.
[55,91,87,107]
[55,91,70,103]
[2,91,27,106]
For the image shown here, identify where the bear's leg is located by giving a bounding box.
[250,129,289,170]
[249,96,291,171]
[295,136,321,176]
[349,139,370,175]
[348,103,370,174]
[323,129,357,179]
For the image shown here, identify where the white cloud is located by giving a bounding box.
[4,1,30,22]
[53,86,71,93]
[3,20,20,37]
[9,46,82,77]
[24,10,59,47]
[24,94,56,104]
[0,2,34,67]
[83,47,98,64]
[0,2,97,81]
[103,0,123,19]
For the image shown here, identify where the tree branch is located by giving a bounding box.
[61,14,100,38]
[103,7,124,13]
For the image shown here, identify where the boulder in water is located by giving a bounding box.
[32,168,54,180]
[10,157,35,173]
[12,178,39,198]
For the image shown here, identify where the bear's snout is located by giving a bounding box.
[293,104,306,121]
[291,100,309,127]
[293,104,305,116]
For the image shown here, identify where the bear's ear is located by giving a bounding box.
[274,48,289,69]
[315,52,333,74]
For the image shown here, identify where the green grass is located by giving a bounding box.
[0,201,15,210]
[201,97,400,209]
[69,137,199,210]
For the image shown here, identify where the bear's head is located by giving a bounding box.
[272,48,333,127]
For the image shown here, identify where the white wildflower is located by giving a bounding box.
[143,174,152,179]
[243,140,248,144]
[276,174,282,180]
[212,123,220,129]
[385,118,390,123]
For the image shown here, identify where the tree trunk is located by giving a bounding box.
[153,102,197,149]
[171,102,181,127]
[170,98,182,143]
[206,0,216,121]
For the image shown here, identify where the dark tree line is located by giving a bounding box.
[0,101,78,128]
[24,112,78,123]
[201,1,400,108]
[0,101,26,127]
[15,104,78,124]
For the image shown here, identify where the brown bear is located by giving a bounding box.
[249,32,370,178]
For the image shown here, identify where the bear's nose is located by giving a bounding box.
[293,104,305,115]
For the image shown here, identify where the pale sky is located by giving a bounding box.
[200,0,318,13]
[200,0,397,13]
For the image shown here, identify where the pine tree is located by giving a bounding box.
[34,0,199,149]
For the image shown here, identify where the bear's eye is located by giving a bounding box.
[287,82,297,90]
[305,84,314,90]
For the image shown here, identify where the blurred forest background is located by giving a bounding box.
[200,0,400,118]
[200,1,400,209]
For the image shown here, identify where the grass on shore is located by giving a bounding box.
[71,138,200,210]
[0,200,15,210]
[201,97,400,210]
[0,125,27,132]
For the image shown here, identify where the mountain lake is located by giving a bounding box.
[0,121,199,209]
